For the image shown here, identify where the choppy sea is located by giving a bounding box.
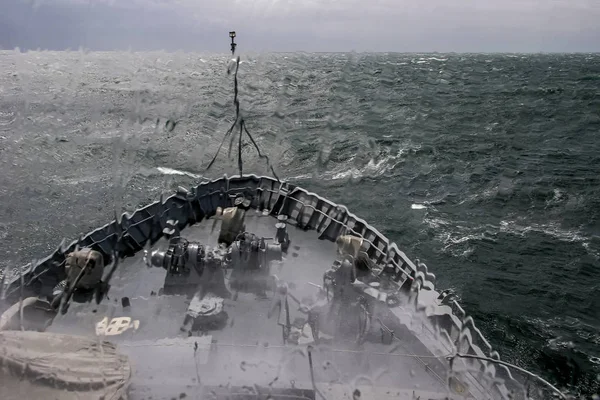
[0,50,599,396]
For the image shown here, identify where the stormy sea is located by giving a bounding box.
[0,50,599,396]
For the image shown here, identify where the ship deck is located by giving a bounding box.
[47,211,457,400]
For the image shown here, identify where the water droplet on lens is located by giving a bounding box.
[165,119,177,132]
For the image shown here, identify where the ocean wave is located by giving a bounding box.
[439,231,489,258]
[155,166,204,179]
[285,173,313,181]
[526,316,600,368]
[0,111,16,126]
[423,217,451,229]
[49,174,107,185]
[425,216,598,259]
[498,220,592,249]
[329,152,403,180]
[287,148,405,182]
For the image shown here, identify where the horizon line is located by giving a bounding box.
[1,48,599,55]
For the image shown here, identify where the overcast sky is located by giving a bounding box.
[1,0,599,52]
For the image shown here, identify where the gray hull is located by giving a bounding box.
[0,175,532,399]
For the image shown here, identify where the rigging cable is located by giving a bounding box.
[206,32,280,181]
[447,353,567,399]
[376,313,567,398]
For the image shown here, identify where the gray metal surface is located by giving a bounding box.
[47,215,451,398]
[1,175,528,399]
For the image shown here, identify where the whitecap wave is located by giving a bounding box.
[499,220,587,244]
[287,148,405,182]
[331,168,363,180]
[156,166,203,179]
[285,173,313,181]
[440,232,489,258]
[327,154,399,181]
[501,220,599,259]
[49,174,106,185]
[423,217,451,229]
[425,215,598,259]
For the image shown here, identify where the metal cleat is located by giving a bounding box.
[162,219,181,241]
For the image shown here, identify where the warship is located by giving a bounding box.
[0,174,566,400]
[0,33,567,400]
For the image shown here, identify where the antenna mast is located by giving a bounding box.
[229,31,236,55]
[205,31,279,180]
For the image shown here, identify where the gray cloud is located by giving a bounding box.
[1,0,599,52]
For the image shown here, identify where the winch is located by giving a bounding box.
[145,232,283,276]
[147,238,208,277]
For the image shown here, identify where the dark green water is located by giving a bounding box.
[0,51,599,396]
